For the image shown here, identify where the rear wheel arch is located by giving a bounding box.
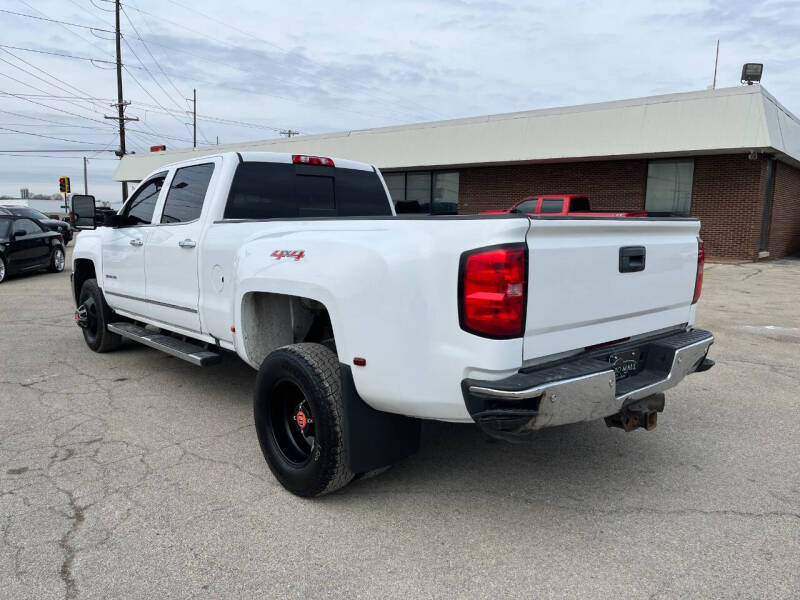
[239,291,338,367]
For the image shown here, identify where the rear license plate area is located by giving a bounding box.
[608,349,644,380]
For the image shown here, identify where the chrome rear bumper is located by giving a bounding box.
[462,328,714,436]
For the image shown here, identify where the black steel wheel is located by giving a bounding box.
[77,278,122,352]
[254,343,353,497]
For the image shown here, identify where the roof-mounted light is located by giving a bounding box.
[292,154,334,167]
[741,63,763,85]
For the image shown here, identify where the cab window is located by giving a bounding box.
[540,199,564,213]
[122,172,167,225]
[160,163,215,223]
[513,199,538,214]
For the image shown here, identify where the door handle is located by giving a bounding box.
[129,239,143,247]
[178,239,196,248]
[619,246,646,273]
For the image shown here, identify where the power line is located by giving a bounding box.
[0,108,114,128]
[124,101,295,132]
[122,65,186,128]
[0,123,110,129]
[0,8,115,33]
[0,93,115,101]
[158,0,447,121]
[121,33,184,111]
[0,51,112,121]
[0,45,112,107]
[21,0,115,61]
[0,149,116,152]
[122,2,430,124]
[0,67,111,123]
[0,89,116,127]
[0,44,116,65]
[0,155,117,160]
[120,6,186,107]
[0,125,116,145]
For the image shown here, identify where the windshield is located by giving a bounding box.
[11,207,48,220]
[0,217,10,238]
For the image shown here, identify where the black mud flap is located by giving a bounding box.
[339,365,421,474]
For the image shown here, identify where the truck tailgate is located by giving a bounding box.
[523,218,700,362]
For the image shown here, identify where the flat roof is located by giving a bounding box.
[114,85,800,181]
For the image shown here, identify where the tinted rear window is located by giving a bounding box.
[223,162,391,219]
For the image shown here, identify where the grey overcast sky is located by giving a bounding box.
[0,0,798,204]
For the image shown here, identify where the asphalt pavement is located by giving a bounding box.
[1,248,798,599]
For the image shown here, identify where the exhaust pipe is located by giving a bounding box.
[605,393,665,432]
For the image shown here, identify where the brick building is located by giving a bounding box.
[116,85,800,261]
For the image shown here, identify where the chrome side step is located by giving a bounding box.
[107,322,222,366]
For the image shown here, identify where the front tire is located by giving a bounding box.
[77,278,122,352]
[0,256,6,284]
[254,343,353,497]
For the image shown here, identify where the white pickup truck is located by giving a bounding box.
[70,151,714,496]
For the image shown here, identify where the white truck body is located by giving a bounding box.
[70,151,713,494]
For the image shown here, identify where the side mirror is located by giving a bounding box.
[12,229,27,238]
[71,195,97,230]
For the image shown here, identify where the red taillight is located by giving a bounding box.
[692,238,705,304]
[150,145,166,152]
[292,154,334,167]
[460,245,526,338]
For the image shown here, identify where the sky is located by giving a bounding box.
[0,0,798,206]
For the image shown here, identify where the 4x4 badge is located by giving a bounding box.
[271,250,305,261]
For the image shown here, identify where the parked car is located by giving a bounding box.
[69,152,713,497]
[0,205,73,244]
[480,194,647,217]
[0,214,66,283]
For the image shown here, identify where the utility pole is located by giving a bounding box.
[280,129,300,138]
[712,39,719,90]
[193,88,197,149]
[104,0,138,202]
[83,156,88,195]
[114,0,127,200]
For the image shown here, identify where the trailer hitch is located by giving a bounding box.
[605,393,665,432]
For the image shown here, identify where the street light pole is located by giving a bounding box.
[83,156,88,195]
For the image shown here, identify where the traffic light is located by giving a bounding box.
[59,176,71,194]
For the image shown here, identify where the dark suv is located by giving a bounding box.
[0,206,73,244]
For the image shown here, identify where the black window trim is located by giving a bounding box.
[156,161,216,226]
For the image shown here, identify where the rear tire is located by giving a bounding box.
[254,343,353,497]
[78,278,122,353]
[49,246,65,273]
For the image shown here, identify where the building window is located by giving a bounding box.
[432,172,459,214]
[645,159,694,215]
[382,170,459,214]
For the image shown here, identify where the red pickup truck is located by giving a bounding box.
[480,195,646,217]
